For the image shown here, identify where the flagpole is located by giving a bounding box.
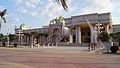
[0,18,2,34]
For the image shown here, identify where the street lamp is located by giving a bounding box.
[18,28,21,46]
[7,25,11,47]
[95,23,104,33]
[7,33,9,47]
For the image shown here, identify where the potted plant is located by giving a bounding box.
[14,42,17,47]
[109,32,120,53]
[110,45,119,53]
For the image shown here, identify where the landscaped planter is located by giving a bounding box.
[14,43,17,47]
[102,42,111,52]
[110,46,119,53]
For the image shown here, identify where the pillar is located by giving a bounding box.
[90,28,93,43]
[21,34,23,45]
[69,30,73,43]
[75,26,81,43]
[31,35,34,48]
[26,36,28,45]
[69,35,73,43]
[106,25,110,33]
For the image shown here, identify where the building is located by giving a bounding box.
[15,13,113,46]
[113,24,120,33]
[112,24,120,46]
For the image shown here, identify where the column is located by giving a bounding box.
[106,25,110,33]
[26,36,28,45]
[25,36,27,45]
[30,35,34,48]
[90,29,93,43]
[20,34,23,45]
[69,30,73,43]
[69,35,73,43]
[40,36,42,44]
[75,26,81,43]
[26,36,29,45]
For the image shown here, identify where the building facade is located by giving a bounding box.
[15,13,113,46]
[113,24,120,33]
[112,24,120,46]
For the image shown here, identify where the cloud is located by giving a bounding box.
[80,0,114,14]
[112,16,120,24]
[15,0,72,19]
[15,0,22,5]
[15,0,41,8]
[0,5,5,11]
[94,0,113,12]
[41,0,72,18]
[15,0,45,18]
[17,7,28,13]
[31,11,39,17]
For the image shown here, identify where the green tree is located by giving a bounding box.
[110,32,120,46]
[8,34,18,42]
[98,32,110,42]
[3,35,8,42]
[0,33,4,41]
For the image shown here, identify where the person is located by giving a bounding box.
[85,17,98,51]
[91,25,98,50]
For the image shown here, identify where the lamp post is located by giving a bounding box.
[95,23,103,33]
[7,33,9,47]
[18,28,21,46]
[0,18,2,33]
[95,23,104,50]
[7,24,11,47]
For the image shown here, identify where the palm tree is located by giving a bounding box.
[56,0,68,11]
[0,9,7,23]
[0,33,4,46]
[8,34,18,43]
[0,33,4,41]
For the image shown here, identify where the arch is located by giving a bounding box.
[53,28,60,35]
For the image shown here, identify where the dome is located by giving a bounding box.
[20,23,28,30]
[51,16,66,24]
[63,26,70,35]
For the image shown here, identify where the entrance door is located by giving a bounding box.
[81,27,90,43]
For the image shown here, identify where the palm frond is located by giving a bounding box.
[0,9,7,23]
[57,0,68,11]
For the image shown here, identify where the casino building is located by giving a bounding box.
[15,13,113,46]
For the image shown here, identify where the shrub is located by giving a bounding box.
[14,43,17,47]
[98,32,110,42]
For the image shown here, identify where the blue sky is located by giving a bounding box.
[0,0,120,34]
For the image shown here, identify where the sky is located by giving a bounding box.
[0,0,120,34]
